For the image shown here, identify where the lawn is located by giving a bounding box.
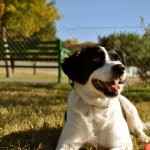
[0,82,150,150]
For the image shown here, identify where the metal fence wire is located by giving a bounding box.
[56,26,145,42]
[0,26,150,84]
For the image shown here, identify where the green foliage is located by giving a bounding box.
[0,1,16,18]
[0,0,61,39]
[31,23,57,40]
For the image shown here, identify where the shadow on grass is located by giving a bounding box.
[0,127,62,150]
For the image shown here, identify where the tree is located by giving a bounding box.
[31,23,57,41]
[139,18,150,83]
[0,0,16,77]
[0,0,61,38]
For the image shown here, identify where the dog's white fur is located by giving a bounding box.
[56,47,150,150]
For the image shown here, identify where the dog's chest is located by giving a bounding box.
[79,97,120,120]
[78,98,128,141]
[84,100,121,128]
[68,91,131,148]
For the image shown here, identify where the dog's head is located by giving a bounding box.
[62,46,126,97]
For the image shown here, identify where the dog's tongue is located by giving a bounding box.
[109,79,120,92]
[109,85,120,92]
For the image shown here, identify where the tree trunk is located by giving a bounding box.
[1,26,13,78]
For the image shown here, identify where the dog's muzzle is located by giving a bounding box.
[92,79,120,91]
[92,64,125,96]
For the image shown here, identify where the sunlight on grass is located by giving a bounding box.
[0,83,149,149]
[0,83,70,149]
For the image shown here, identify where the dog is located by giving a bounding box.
[56,46,150,150]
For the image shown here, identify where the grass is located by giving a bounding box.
[0,83,70,150]
[0,68,68,83]
[0,82,150,150]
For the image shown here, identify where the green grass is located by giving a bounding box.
[123,85,150,102]
[0,83,150,150]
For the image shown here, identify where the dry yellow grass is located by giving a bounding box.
[0,83,149,150]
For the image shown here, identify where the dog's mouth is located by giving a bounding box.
[92,79,121,96]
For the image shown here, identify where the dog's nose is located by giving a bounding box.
[112,64,125,75]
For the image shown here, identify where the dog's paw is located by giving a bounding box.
[138,133,150,143]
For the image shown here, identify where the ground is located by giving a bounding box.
[0,82,150,150]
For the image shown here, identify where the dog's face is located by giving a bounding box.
[62,46,126,97]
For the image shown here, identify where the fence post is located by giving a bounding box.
[58,39,62,83]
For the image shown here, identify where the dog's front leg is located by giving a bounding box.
[56,122,84,150]
[119,95,150,143]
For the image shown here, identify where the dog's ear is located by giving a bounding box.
[61,50,83,83]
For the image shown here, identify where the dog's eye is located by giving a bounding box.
[92,57,101,62]
[109,52,122,62]
[112,57,121,62]
[115,56,121,61]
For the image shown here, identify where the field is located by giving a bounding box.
[0,67,68,83]
[0,82,150,150]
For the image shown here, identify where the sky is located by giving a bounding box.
[54,0,150,42]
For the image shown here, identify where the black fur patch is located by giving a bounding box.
[62,46,105,84]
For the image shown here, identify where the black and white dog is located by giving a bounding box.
[56,46,150,150]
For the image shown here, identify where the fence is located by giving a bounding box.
[0,26,149,84]
[56,26,145,42]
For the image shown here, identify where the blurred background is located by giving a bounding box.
[0,0,150,85]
